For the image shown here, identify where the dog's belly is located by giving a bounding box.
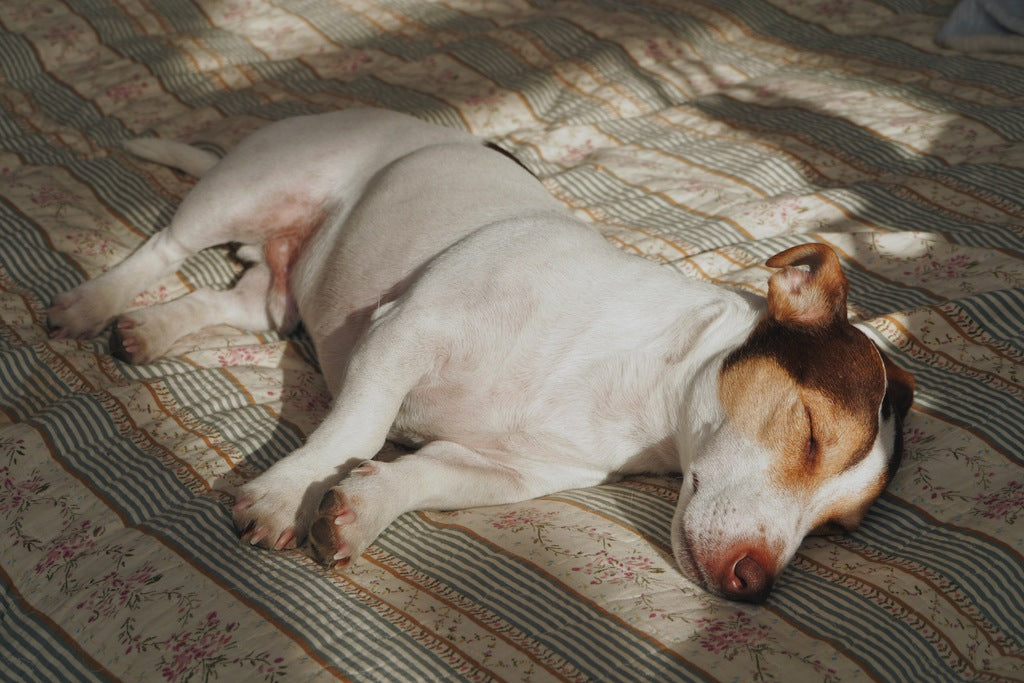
[386,358,544,451]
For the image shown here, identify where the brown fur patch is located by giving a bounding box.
[719,319,886,492]
[766,244,849,327]
[808,491,884,536]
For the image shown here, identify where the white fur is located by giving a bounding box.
[48,108,896,602]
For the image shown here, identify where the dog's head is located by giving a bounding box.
[672,243,914,603]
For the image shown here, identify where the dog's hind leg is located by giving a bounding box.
[109,262,288,364]
[47,139,318,342]
[48,227,198,340]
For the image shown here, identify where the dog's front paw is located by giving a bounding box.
[233,473,322,552]
[308,462,397,567]
[47,283,119,340]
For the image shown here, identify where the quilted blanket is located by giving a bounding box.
[2,0,1022,681]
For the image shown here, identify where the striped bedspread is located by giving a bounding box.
[2,0,1022,680]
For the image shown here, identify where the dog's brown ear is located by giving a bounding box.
[766,243,849,327]
[880,352,915,419]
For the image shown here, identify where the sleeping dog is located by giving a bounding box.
[48,108,914,603]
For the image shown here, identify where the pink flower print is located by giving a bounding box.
[692,611,841,680]
[772,196,807,223]
[693,611,772,656]
[491,511,530,531]
[490,509,554,532]
[220,1,257,22]
[973,481,1022,524]
[934,254,973,279]
[216,345,275,367]
[1,437,27,461]
[563,139,595,164]
[907,253,975,282]
[571,550,660,586]
[30,185,82,208]
[76,564,162,623]
[279,383,331,414]
[342,51,372,75]
[42,23,85,45]
[34,519,100,574]
[106,75,147,103]
[160,612,239,682]
[643,39,668,61]
[245,655,287,679]
[0,471,48,513]
[815,0,854,18]
[63,231,114,259]
[464,87,503,108]
[903,427,929,446]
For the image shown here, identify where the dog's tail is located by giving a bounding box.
[122,138,220,178]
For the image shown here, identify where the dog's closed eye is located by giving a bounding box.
[805,407,819,468]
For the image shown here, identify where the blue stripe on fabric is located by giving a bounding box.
[377,513,706,681]
[859,498,1024,648]
[842,262,939,319]
[773,572,946,681]
[546,485,674,548]
[0,200,83,301]
[0,350,196,521]
[946,289,1024,347]
[143,498,463,679]
[709,0,1024,103]
[0,571,109,682]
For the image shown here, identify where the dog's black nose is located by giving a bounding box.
[723,554,773,604]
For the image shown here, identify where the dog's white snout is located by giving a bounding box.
[671,520,780,603]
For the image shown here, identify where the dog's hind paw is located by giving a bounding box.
[110,316,158,364]
[109,313,181,364]
[47,284,119,340]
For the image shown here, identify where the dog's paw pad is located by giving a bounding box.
[310,488,361,567]
[110,326,138,362]
[317,487,347,516]
[109,315,168,364]
[310,521,348,566]
[308,476,398,569]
